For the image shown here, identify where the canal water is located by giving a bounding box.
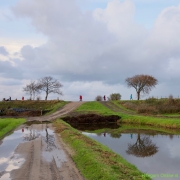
[74,124,180,180]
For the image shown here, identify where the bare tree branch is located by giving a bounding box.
[23,81,41,100]
[38,76,63,100]
[125,74,158,100]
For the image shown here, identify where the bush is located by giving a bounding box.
[123,102,136,111]
[109,93,121,100]
[137,105,158,114]
[95,95,102,101]
[145,96,158,104]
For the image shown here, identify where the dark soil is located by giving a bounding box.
[0,110,41,117]
[70,123,120,131]
[61,114,121,124]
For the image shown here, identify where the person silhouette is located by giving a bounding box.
[130,94,133,100]
[80,95,82,101]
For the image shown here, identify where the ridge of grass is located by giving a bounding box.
[76,101,180,129]
[54,120,151,180]
[0,100,68,116]
[0,118,26,139]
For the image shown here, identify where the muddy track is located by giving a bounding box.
[27,101,84,122]
[100,101,136,115]
[0,124,85,180]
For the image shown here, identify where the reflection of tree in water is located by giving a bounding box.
[43,126,56,151]
[23,126,40,141]
[126,133,158,157]
[169,134,174,139]
[109,133,121,138]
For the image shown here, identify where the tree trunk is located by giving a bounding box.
[45,93,48,100]
[137,92,140,100]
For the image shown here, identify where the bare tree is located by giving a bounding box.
[23,81,41,100]
[126,133,158,157]
[38,76,63,100]
[109,93,121,100]
[125,74,158,100]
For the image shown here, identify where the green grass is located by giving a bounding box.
[85,123,180,137]
[43,101,68,115]
[0,118,26,139]
[76,101,180,129]
[76,101,116,115]
[54,120,151,180]
[0,100,68,115]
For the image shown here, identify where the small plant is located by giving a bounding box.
[95,95,102,101]
[109,93,121,100]
[36,96,41,101]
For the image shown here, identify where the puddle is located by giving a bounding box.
[41,127,66,168]
[0,123,67,179]
[0,130,25,179]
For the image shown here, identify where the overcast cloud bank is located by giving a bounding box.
[0,0,180,100]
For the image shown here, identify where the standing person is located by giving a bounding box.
[103,95,106,101]
[80,95,82,101]
[22,96,24,101]
[9,96,11,101]
[130,94,133,100]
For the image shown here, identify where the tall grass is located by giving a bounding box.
[120,97,180,114]
[0,118,26,139]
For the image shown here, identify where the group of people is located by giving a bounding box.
[79,95,107,101]
[3,96,11,101]
[79,94,133,101]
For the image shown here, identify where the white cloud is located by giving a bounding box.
[0,0,180,100]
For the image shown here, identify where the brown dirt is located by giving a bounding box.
[26,101,84,122]
[10,124,85,180]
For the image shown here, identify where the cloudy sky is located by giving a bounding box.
[1,0,180,101]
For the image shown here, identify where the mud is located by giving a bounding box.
[27,101,84,122]
[61,114,120,124]
[0,124,84,180]
[70,123,120,131]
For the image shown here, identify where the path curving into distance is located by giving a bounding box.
[27,101,84,122]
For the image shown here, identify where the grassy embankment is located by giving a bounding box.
[53,101,180,180]
[54,120,150,180]
[0,100,68,115]
[0,118,26,139]
[119,98,180,116]
[75,101,180,129]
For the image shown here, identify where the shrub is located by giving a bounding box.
[109,93,121,100]
[95,95,102,101]
[137,105,158,114]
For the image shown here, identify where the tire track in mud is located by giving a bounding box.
[9,124,85,180]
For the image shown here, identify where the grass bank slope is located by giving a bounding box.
[0,100,67,115]
[0,118,26,139]
[76,101,180,129]
[54,120,150,180]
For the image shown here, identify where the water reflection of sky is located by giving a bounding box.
[83,132,180,180]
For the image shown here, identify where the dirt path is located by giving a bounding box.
[0,102,85,180]
[27,101,84,122]
[0,124,85,180]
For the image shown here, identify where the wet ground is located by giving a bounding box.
[0,123,84,180]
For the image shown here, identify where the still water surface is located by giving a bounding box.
[80,127,180,180]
